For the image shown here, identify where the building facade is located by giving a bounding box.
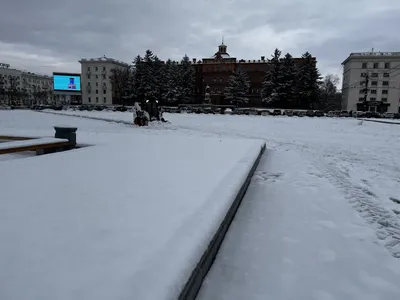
[79,56,129,105]
[341,51,400,113]
[0,63,53,106]
[192,43,314,107]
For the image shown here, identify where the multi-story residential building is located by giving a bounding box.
[0,63,53,106]
[79,56,129,105]
[341,51,400,113]
[22,71,53,105]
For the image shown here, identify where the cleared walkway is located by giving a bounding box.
[197,149,400,300]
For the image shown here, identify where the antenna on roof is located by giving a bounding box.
[222,36,224,45]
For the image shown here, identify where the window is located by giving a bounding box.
[88,97,91,103]
[361,72,367,77]
[104,97,107,103]
[96,82,98,86]
[96,97,99,103]
[383,73,389,77]
[103,66,106,71]
[95,75,98,79]
[102,74,106,79]
[373,63,379,69]
[96,89,98,94]
[371,81,377,86]
[381,98,388,102]
[362,62,367,68]
[103,90,106,94]
[95,66,98,71]
[385,62,390,68]
[359,89,365,94]
[372,73,378,77]
[371,89,377,94]
[359,97,364,102]
[87,74,90,79]
[383,81,389,86]
[88,67,90,71]
[382,90,388,94]
[370,97,376,101]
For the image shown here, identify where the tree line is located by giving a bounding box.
[110,50,195,106]
[110,48,341,110]
[226,49,340,110]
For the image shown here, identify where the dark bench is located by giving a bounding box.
[0,138,70,155]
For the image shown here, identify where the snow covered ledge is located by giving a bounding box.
[130,141,266,300]
[0,134,265,300]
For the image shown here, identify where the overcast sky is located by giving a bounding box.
[1,0,400,78]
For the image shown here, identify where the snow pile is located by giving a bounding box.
[0,117,265,300]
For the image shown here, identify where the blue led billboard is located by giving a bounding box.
[53,74,81,92]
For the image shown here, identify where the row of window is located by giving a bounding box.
[88,89,107,95]
[88,74,106,79]
[359,89,389,94]
[88,82,106,87]
[88,97,107,104]
[88,66,106,72]
[361,72,389,78]
[362,62,391,69]
[358,97,388,102]
[360,80,389,86]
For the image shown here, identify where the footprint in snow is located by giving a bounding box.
[253,171,283,183]
[389,197,400,205]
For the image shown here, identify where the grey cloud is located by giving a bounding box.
[1,0,400,76]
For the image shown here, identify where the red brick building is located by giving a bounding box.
[192,43,315,107]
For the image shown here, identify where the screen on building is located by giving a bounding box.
[53,74,81,92]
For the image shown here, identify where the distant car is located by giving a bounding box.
[314,110,324,117]
[224,108,233,115]
[339,111,349,117]
[248,109,258,115]
[306,110,315,117]
[284,110,294,116]
[382,112,394,119]
[272,109,282,116]
[298,111,306,117]
[260,110,270,116]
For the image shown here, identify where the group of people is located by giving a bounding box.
[133,99,167,126]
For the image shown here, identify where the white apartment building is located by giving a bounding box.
[79,56,129,106]
[341,51,400,113]
[0,63,53,106]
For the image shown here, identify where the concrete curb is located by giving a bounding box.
[178,143,267,300]
[361,119,400,125]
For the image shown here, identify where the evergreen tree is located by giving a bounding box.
[261,48,283,107]
[178,54,195,104]
[162,60,181,104]
[133,50,165,104]
[298,51,322,109]
[224,69,250,107]
[280,53,298,108]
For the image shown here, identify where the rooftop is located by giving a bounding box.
[79,56,129,67]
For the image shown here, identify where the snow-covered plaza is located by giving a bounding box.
[1,110,400,300]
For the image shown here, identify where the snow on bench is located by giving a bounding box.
[0,137,70,154]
